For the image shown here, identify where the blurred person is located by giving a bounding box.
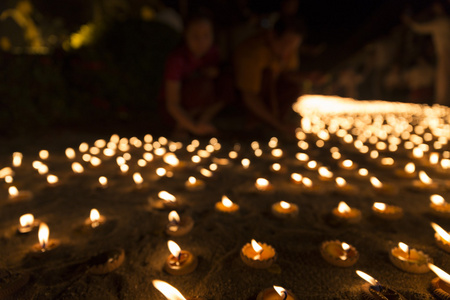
[234,19,303,135]
[403,1,450,106]
[0,0,44,53]
[160,14,225,137]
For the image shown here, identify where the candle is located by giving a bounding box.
[412,171,438,191]
[389,242,431,273]
[428,263,450,300]
[98,176,108,188]
[271,148,283,158]
[320,240,359,267]
[85,208,106,228]
[166,211,194,236]
[153,279,205,300]
[240,239,277,269]
[430,194,450,217]
[164,241,198,275]
[270,163,282,172]
[65,148,76,160]
[32,222,59,252]
[18,213,37,233]
[185,176,205,191]
[372,202,403,220]
[46,174,59,186]
[301,177,324,195]
[378,157,395,168]
[255,178,273,192]
[290,173,303,185]
[339,159,357,170]
[356,270,406,300]
[133,172,144,189]
[358,168,369,178]
[332,201,361,223]
[39,150,49,160]
[256,285,298,300]
[306,160,318,170]
[163,153,180,166]
[395,162,416,178]
[12,152,23,167]
[370,176,397,196]
[241,158,250,169]
[431,222,450,253]
[8,186,33,201]
[271,201,298,218]
[334,177,357,195]
[215,196,239,213]
[317,167,333,181]
[71,162,84,174]
[88,248,125,275]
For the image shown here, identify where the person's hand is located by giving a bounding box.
[192,122,217,136]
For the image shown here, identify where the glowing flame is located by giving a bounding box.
[12,152,23,167]
[302,177,313,187]
[296,153,309,162]
[159,191,176,202]
[0,167,14,178]
[120,164,129,173]
[200,168,213,177]
[431,194,445,206]
[168,211,180,223]
[251,239,263,259]
[358,168,368,176]
[38,222,49,249]
[271,149,283,158]
[280,201,291,209]
[318,167,333,178]
[398,242,409,254]
[20,214,34,227]
[241,158,250,168]
[168,240,182,258]
[419,171,433,185]
[71,162,84,174]
[342,160,353,168]
[373,202,386,211]
[133,172,144,185]
[39,150,49,160]
[370,176,383,188]
[222,196,233,208]
[8,186,19,197]
[335,177,346,187]
[273,286,287,297]
[291,173,303,183]
[152,280,187,300]
[381,157,394,166]
[356,270,378,286]
[188,176,197,185]
[163,153,179,166]
[431,222,450,243]
[47,175,59,185]
[156,168,167,176]
[339,242,350,260]
[90,208,100,224]
[256,178,269,187]
[272,163,281,171]
[307,160,317,169]
[404,162,415,173]
[99,176,108,187]
[430,153,439,165]
[428,264,450,285]
[338,201,351,213]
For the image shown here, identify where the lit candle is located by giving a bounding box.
[271,148,283,158]
[378,157,395,168]
[163,153,180,167]
[356,270,406,300]
[339,159,357,170]
[412,171,438,191]
[271,201,298,218]
[317,167,333,181]
[430,194,450,217]
[358,168,369,178]
[395,162,416,178]
[370,176,397,196]
[332,201,361,223]
[320,240,359,267]
[306,160,318,170]
[8,186,33,201]
[256,285,298,300]
[301,177,324,195]
[18,213,36,233]
[389,242,431,273]
[39,150,49,160]
[98,176,108,188]
[240,239,277,269]
[185,176,205,191]
[46,174,59,186]
[270,163,282,172]
[85,208,105,228]
[431,222,450,253]
[32,222,59,252]
[166,211,194,236]
[372,202,403,220]
[334,177,357,195]
[241,158,250,169]
[65,148,76,160]
[290,173,303,185]
[255,178,273,192]
[428,263,450,299]
[133,172,144,189]
[215,196,239,213]
[12,152,22,167]
[71,162,84,174]
[164,241,198,275]
[153,279,205,300]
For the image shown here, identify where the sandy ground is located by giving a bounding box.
[0,127,449,300]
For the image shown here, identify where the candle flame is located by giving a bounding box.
[241,158,250,168]
[291,173,303,182]
[273,286,287,297]
[156,167,167,176]
[307,160,317,169]
[356,270,378,286]
[71,162,84,173]
[296,153,309,162]
[272,163,281,171]
[381,157,394,166]
[168,240,182,258]
[428,264,450,285]
[90,208,100,223]
[12,152,23,167]
[302,177,313,187]
[99,176,108,186]
[419,171,433,185]
[431,222,450,243]
[38,222,49,249]
[159,191,176,202]
[404,162,415,173]
[338,201,351,213]
[429,153,439,165]
[251,239,263,254]
[168,211,180,223]
[335,177,346,187]
[342,242,350,251]
[358,168,368,176]
[8,186,19,197]
[370,176,383,188]
[342,159,353,168]
[133,172,143,185]
[256,178,269,187]
[280,201,291,209]
[373,202,386,211]
[47,175,59,184]
[222,196,233,208]
[318,167,333,178]
[152,280,187,300]
[163,153,179,166]
[431,194,445,206]
[200,168,213,178]
[188,176,196,184]
[398,242,409,254]
[20,213,34,227]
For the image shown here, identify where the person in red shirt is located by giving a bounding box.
[161,14,224,136]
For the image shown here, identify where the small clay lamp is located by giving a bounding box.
[18,213,38,233]
[320,240,359,267]
[412,171,439,191]
[356,270,406,300]
[395,162,416,178]
[372,202,403,220]
[215,195,239,213]
[257,285,298,300]
[334,177,358,195]
[88,248,125,275]
[8,186,33,201]
[317,166,334,181]
[241,239,277,269]
[429,263,450,300]
[166,211,194,237]
[185,176,205,191]
[301,177,324,195]
[84,208,105,229]
[377,157,396,169]
[389,242,431,273]
[370,177,397,196]
[164,241,198,275]
[271,201,298,218]
[430,194,450,217]
[32,223,59,252]
[150,191,179,210]
[290,173,303,185]
[431,222,450,253]
[255,178,274,192]
[339,159,357,171]
[152,279,206,300]
[46,174,60,187]
[332,201,361,224]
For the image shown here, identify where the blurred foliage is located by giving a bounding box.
[0,20,180,136]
